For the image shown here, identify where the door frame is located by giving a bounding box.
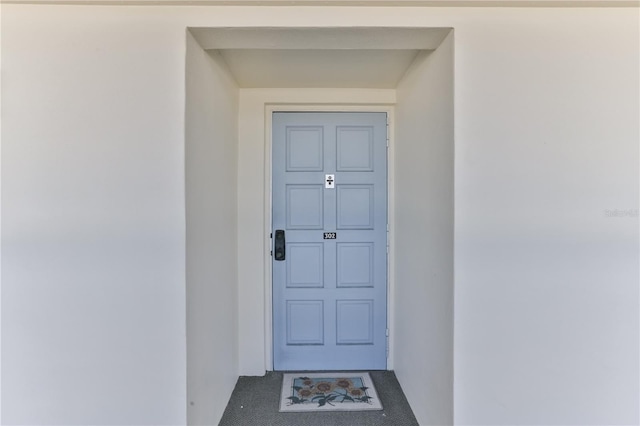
[264,103,396,371]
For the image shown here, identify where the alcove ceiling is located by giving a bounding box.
[189,27,452,88]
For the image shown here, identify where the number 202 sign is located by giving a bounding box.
[323,232,337,239]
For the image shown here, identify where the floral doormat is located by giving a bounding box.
[279,372,383,412]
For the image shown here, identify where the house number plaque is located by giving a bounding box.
[323,232,337,239]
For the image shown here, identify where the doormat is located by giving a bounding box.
[279,372,383,412]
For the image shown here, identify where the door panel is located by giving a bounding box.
[286,185,324,229]
[272,112,387,371]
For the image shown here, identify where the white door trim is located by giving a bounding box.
[263,103,396,371]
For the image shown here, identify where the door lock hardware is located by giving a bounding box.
[274,230,286,261]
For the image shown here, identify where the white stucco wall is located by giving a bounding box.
[395,32,455,425]
[185,32,239,425]
[452,10,638,425]
[1,5,637,426]
[1,6,189,425]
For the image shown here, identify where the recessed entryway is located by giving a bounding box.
[185,26,454,425]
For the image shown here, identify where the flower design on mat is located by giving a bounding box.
[314,381,334,393]
[350,388,364,397]
[298,388,313,398]
[335,378,353,389]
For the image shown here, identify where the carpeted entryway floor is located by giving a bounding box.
[219,371,418,426]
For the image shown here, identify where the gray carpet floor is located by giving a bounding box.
[219,371,419,426]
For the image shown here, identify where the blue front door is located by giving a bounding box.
[272,112,388,371]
